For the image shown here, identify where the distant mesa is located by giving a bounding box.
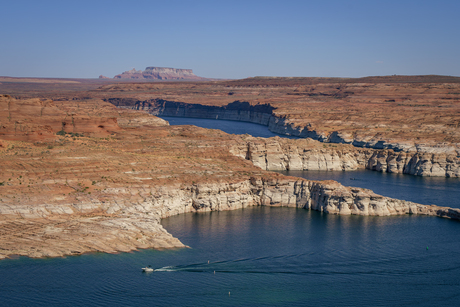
[105,66,208,81]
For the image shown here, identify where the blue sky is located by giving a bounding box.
[1,0,459,79]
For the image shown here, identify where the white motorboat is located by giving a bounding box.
[142,266,154,272]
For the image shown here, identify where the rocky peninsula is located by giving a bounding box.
[230,137,460,177]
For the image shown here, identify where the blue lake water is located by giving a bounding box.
[1,117,459,306]
[160,116,299,138]
[1,208,459,306]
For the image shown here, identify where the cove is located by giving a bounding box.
[1,207,459,306]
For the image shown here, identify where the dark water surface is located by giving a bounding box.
[1,117,460,306]
[1,208,459,306]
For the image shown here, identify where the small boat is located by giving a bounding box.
[142,266,154,272]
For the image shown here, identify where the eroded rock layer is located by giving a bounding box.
[230,137,460,177]
[107,97,460,155]
[4,75,460,154]
[1,176,459,260]
[2,77,460,260]
[0,95,167,141]
[2,96,459,260]
[105,98,460,177]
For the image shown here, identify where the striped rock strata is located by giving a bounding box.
[1,177,458,260]
[230,137,460,177]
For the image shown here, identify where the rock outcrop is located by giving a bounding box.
[1,176,459,259]
[0,96,120,141]
[230,137,460,177]
[113,67,208,80]
[0,96,168,141]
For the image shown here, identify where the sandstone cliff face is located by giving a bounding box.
[107,98,460,155]
[1,177,458,259]
[107,98,275,125]
[106,96,460,177]
[230,137,460,177]
[113,67,207,80]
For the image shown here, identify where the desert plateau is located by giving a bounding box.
[1,74,460,260]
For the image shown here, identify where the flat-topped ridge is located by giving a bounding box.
[145,67,194,74]
[111,66,208,80]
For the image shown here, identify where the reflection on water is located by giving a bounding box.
[1,207,459,306]
[279,169,460,208]
[162,207,460,306]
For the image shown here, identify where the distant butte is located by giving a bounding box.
[107,66,209,81]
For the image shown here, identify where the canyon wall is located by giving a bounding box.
[107,98,276,125]
[230,138,460,177]
[1,176,459,259]
[107,98,458,154]
[111,98,420,151]
[106,98,460,177]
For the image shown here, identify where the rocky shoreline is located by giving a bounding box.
[107,98,460,178]
[110,98,456,153]
[1,91,459,261]
[1,176,459,260]
[231,137,460,177]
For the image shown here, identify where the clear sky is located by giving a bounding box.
[1,0,459,79]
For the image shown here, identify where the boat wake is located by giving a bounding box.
[154,266,177,272]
